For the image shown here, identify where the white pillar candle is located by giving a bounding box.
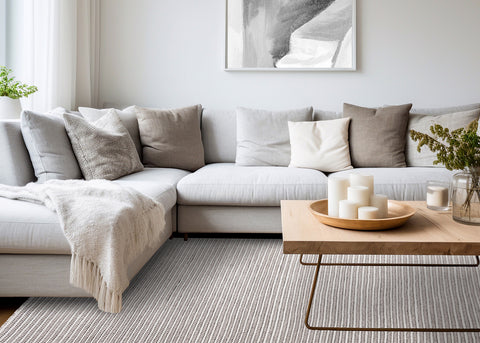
[427,185,449,208]
[339,200,359,219]
[358,206,380,220]
[328,176,349,217]
[347,186,370,207]
[350,173,374,196]
[370,194,388,218]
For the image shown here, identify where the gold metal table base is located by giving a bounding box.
[302,254,480,332]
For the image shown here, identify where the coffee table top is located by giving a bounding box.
[281,200,480,256]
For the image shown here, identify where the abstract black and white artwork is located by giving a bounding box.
[226,0,355,70]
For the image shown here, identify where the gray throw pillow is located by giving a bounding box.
[21,110,83,182]
[406,108,480,167]
[78,106,142,159]
[343,103,412,167]
[135,104,205,171]
[235,106,313,166]
[64,110,143,180]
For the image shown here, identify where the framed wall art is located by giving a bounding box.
[225,0,356,71]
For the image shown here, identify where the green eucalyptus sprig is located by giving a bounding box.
[410,120,480,212]
[0,66,38,99]
[410,120,480,171]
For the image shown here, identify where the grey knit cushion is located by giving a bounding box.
[64,110,143,180]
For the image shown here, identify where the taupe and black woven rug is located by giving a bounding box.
[1,238,480,342]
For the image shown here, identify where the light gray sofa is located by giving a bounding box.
[0,104,476,298]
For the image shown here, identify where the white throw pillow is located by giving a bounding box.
[288,118,353,172]
[235,106,313,166]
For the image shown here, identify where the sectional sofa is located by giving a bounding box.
[0,104,478,298]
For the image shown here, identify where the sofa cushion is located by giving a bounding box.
[0,168,187,254]
[78,106,142,159]
[235,106,313,166]
[288,118,352,172]
[21,111,83,182]
[406,108,480,167]
[331,167,456,201]
[202,109,237,164]
[344,103,412,168]
[64,111,144,180]
[135,104,205,171]
[176,163,328,206]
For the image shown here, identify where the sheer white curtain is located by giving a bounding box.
[21,0,99,112]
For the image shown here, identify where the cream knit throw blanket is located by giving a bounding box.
[0,179,165,313]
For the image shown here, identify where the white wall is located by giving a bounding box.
[99,0,480,111]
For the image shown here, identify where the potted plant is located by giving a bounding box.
[0,66,38,119]
[410,120,480,224]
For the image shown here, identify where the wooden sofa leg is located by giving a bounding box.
[183,233,188,241]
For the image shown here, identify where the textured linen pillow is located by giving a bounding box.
[21,110,83,182]
[64,110,143,180]
[288,118,352,172]
[135,104,205,171]
[406,108,480,167]
[78,106,142,158]
[235,106,313,166]
[343,103,412,167]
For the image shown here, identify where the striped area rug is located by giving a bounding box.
[1,238,480,343]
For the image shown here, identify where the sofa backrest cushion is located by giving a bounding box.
[0,120,35,186]
[201,109,237,163]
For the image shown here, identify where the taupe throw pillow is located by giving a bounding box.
[235,106,313,166]
[343,103,412,167]
[64,110,143,180]
[135,104,205,171]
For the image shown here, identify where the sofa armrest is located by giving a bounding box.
[0,120,35,185]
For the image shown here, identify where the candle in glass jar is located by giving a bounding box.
[371,194,388,218]
[347,186,370,207]
[328,176,349,217]
[350,173,374,196]
[427,185,449,208]
[339,200,359,219]
[358,206,380,219]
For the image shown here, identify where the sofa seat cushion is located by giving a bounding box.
[0,168,185,254]
[176,163,328,206]
[331,167,456,201]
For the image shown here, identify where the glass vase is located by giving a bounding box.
[452,168,480,225]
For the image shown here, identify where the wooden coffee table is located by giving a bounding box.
[281,200,480,332]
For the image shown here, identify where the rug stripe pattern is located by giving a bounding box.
[1,239,480,342]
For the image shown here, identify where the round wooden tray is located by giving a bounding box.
[309,199,416,231]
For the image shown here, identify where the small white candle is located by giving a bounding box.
[371,194,388,218]
[350,173,374,196]
[328,176,349,217]
[427,185,449,208]
[358,206,380,220]
[347,186,370,207]
[339,200,359,219]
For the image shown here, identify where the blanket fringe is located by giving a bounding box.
[70,253,122,313]
[69,203,165,313]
